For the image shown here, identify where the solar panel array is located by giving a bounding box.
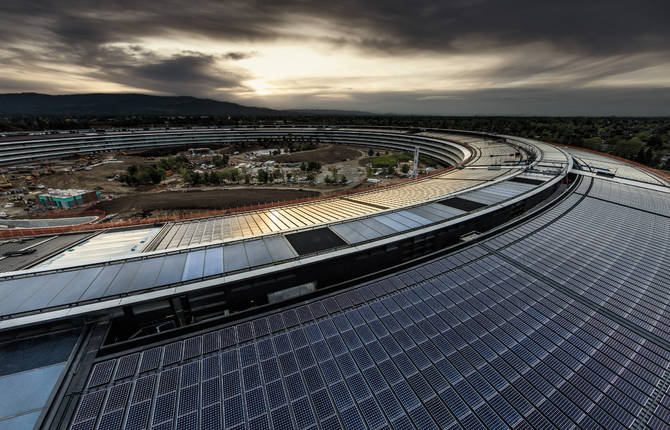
[36,228,162,269]
[0,174,544,320]
[568,148,669,186]
[151,168,515,251]
[649,384,670,429]
[331,203,464,245]
[152,198,379,250]
[343,169,511,210]
[68,177,670,430]
[0,236,298,318]
[576,178,670,216]
[422,134,526,167]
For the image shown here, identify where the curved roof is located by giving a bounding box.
[69,172,670,430]
[0,129,566,327]
[0,127,669,429]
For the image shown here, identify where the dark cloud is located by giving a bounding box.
[94,51,251,97]
[223,52,256,61]
[1,1,667,57]
[0,1,668,114]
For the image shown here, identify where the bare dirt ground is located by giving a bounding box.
[2,144,415,221]
[93,188,320,218]
[358,157,372,167]
[255,145,362,163]
[37,157,148,193]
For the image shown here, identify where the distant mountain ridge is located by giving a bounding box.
[0,93,371,116]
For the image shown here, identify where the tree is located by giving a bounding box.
[582,137,602,151]
[257,169,269,184]
[648,135,663,149]
[186,171,202,185]
[153,167,166,184]
[613,138,643,159]
[121,164,166,186]
[221,167,240,183]
[273,169,283,181]
[636,147,655,166]
[208,171,221,184]
[401,164,410,174]
[211,155,228,168]
[329,167,339,183]
[159,156,188,171]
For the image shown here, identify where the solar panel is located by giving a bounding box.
[203,247,224,277]
[223,243,249,273]
[48,267,103,307]
[104,260,141,296]
[181,361,200,388]
[270,405,293,429]
[127,258,162,292]
[202,332,220,354]
[438,196,486,211]
[138,347,162,373]
[263,236,297,262]
[162,342,183,366]
[178,385,198,415]
[130,375,156,404]
[73,390,106,423]
[201,377,220,407]
[97,409,123,430]
[124,399,150,430]
[157,368,180,395]
[152,392,176,425]
[103,382,131,413]
[88,361,115,388]
[155,253,187,286]
[201,402,222,430]
[182,250,206,282]
[113,353,139,380]
[285,228,347,255]
[69,178,670,430]
[183,337,202,360]
[244,239,273,267]
[223,396,244,428]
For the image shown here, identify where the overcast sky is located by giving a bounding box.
[1,1,668,115]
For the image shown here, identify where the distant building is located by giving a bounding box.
[38,189,100,209]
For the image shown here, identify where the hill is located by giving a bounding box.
[0,93,278,116]
[282,108,373,116]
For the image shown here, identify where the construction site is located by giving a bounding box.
[0,137,438,225]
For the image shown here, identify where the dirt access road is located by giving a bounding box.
[93,188,320,215]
